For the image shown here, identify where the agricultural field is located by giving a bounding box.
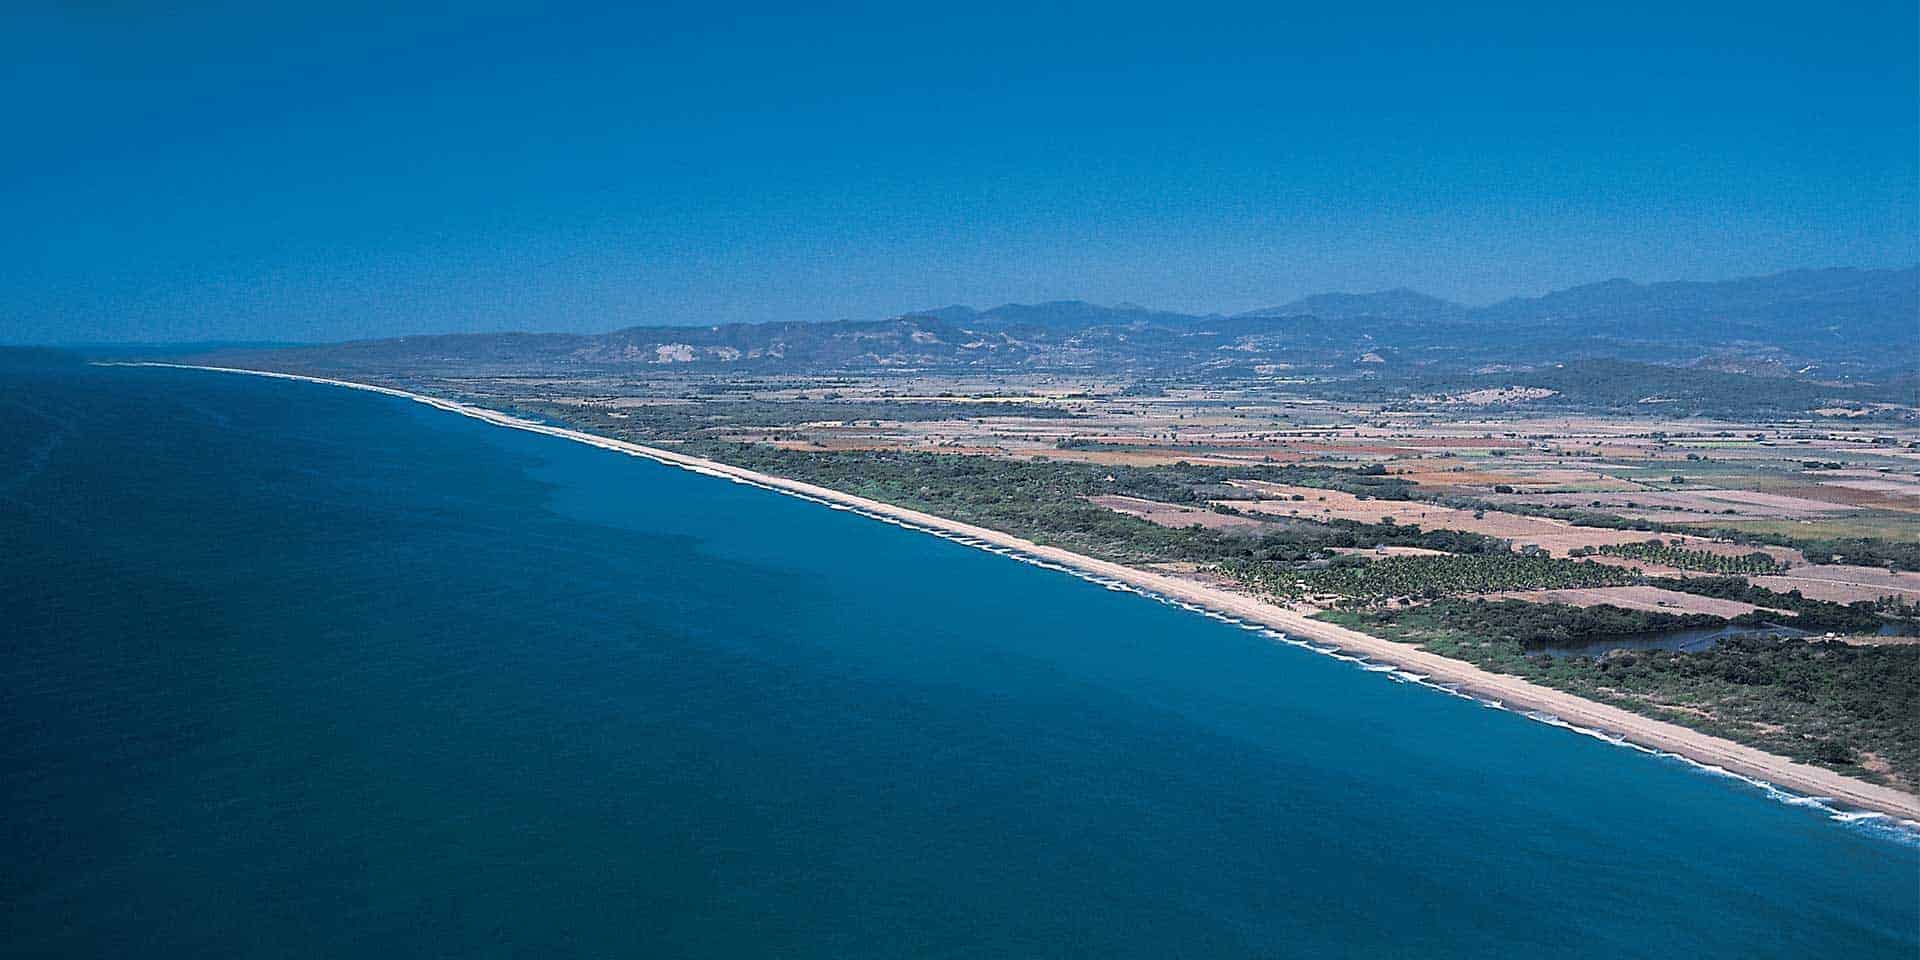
[401,368,1918,598]
[257,364,1918,604]
[1752,565,1920,604]
[1216,480,1665,555]
[1479,585,1778,618]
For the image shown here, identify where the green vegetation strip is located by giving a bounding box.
[1225,554,1637,604]
[1326,602,1920,788]
[1581,539,1785,574]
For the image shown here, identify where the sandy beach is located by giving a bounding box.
[126,363,1920,824]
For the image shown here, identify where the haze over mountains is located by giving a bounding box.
[196,266,1918,381]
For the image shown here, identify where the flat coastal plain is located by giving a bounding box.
[132,364,1920,824]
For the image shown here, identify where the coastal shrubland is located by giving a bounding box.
[1325,598,1721,648]
[1327,603,1920,788]
[653,443,1486,565]
[1648,576,1895,632]
[1780,537,1920,571]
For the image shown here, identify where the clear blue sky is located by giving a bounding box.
[4,1,1915,343]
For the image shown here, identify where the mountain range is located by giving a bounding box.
[191,266,1918,380]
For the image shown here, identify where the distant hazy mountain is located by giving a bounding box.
[1241,288,1470,323]
[1472,266,1918,349]
[186,266,1917,380]
[905,300,1206,329]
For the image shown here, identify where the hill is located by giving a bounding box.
[180,266,1918,390]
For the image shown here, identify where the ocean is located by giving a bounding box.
[3,358,1915,957]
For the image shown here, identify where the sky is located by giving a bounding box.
[3,1,1916,344]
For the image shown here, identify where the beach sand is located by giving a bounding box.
[126,363,1920,824]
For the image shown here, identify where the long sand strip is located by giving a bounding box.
[119,363,1920,824]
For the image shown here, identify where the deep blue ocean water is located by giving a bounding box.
[3,360,1916,957]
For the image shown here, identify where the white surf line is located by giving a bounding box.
[107,362,1920,839]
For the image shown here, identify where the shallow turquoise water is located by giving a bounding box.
[2,360,1915,957]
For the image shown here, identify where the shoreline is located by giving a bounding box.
[116,362,1920,825]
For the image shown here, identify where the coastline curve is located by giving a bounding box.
[106,362,1920,831]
